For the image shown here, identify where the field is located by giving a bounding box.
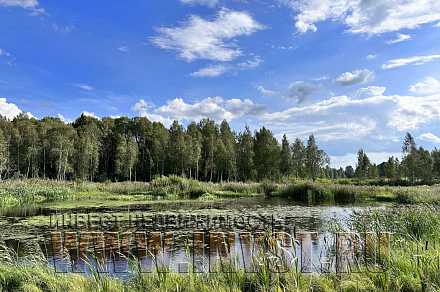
[1,177,440,291]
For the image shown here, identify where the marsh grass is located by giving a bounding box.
[1,177,440,210]
[0,177,264,208]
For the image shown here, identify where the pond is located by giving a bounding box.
[0,197,392,277]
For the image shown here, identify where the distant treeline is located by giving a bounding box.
[0,114,437,183]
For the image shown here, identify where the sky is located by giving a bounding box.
[1,0,440,168]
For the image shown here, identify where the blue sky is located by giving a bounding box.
[1,0,440,167]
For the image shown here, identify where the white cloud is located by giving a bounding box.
[281,0,440,35]
[133,97,264,124]
[191,56,262,78]
[263,94,393,123]
[283,118,377,142]
[0,97,31,120]
[81,111,99,119]
[117,46,129,53]
[388,94,440,131]
[409,77,440,95]
[237,55,262,69]
[0,0,38,8]
[156,97,265,122]
[150,9,264,62]
[0,0,44,14]
[191,64,228,77]
[257,85,278,97]
[73,83,94,91]
[435,22,440,27]
[180,0,218,7]
[57,114,66,123]
[287,81,319,103]
[356,86,387,98]
[366,54,377,60]
[132,99,171,125]
[419,132,440,144]
[382,54,440,69]
[335,69,374,86]
[386,33,411,44]
[330,152,402,168]
[0,48,11,57]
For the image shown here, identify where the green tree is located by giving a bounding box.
[199,119,218,181]
[291,138,306,178]
[219,120,237,181]
[279,134,292,176]
[237,126,256,181]
[305,135,328,180]
[187,122,202,180]
[355,149,371,179]
[254,127,280,180]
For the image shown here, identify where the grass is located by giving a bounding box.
[0,176,263,209]
[274,180,440,205]
[1,177,440,210]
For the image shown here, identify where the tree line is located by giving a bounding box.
[0,114,438,184]
[344,133,440,184]
[0,114,329,182]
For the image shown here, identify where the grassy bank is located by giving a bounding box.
[0,177,263,208]
[273,180,440,204]
[0,177,440,208]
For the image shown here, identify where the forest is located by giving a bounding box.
[0,113,438,184]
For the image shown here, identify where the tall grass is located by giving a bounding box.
[275,181,394,204]
[0,177,264,208]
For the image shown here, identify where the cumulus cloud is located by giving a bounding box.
[287,81,319,103]
[257,85,278,97]
[388,94,440,131]
[180,0,218,7]
[0,97,31,119]
[156,97,265,122]
[419,132,440,144]
[133,97,265,123]
[132,99,171,125]
[382,54,440,69]
[150,9,264,62]
[335,69,374,86]
[386,33,411,44]
[409,77,440,95]
[280,0,440,35]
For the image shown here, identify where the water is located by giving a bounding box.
[31,197,390,277]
